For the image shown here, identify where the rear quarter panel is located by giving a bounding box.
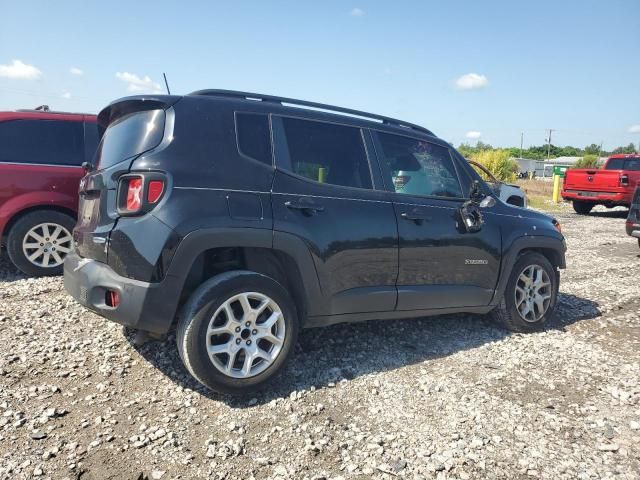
[0,164,83,238]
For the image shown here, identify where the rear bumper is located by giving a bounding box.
[561,190,630,204]
[64,252,181,334]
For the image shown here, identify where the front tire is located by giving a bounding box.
[6,210,75,277]
[176,270,299,394]
[490,252,559,333]
[572,200,593,215]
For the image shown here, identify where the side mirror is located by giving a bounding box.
[458,200,484,233]
[82,161,94,174]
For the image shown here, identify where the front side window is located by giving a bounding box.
[0,119,84,166]
[377,132,463,198]
[236,113,272,166]
[279,117,372,189]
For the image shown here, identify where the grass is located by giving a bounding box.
[515,179,568,212]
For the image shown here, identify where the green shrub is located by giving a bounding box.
[469,149,518,182]
[572,155,599,169]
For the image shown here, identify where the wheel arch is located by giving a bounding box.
[1,205,76,245]
[506,195,525,207]
[164,228,324,331]
[491,235,566,306]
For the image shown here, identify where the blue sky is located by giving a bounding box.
[1,0,639,150]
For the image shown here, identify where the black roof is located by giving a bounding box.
[189,89,434,137]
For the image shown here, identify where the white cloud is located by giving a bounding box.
[349,7,364,16]
[61,91,72,99]
[465,131,482,139]
[69,67,83,76]
[0,59,42,80]
[115,71,162,94]
[455,73,489,90]
[629,125,640,134]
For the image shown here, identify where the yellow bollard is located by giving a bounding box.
[552,174,561,203]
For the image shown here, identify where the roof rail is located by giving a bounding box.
[189,89,434,136]
[15,108,91,116]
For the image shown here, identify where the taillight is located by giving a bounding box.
[118,173,167,216]
[620,174,629,186]
[125,177,143,212]
[147,180,165,203]
[393,175,411,190]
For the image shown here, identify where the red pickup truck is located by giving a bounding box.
[562,154,640,214]
[0,109,97,276]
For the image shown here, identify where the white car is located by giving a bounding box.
[468,160,528,208]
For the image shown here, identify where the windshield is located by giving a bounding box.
[605,158,640,171]
[94,109,165,170]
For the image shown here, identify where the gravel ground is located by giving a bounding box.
[1,207,639,480]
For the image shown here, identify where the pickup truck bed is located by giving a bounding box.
[562,154,640,214]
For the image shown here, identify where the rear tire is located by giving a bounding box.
[176,270,299,394]
[490,252,559,333]
[572,201,593,215]
[6,210,76,277]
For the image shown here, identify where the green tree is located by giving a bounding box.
[612,143,637,154]
[583,143,601,155]
[572,155,599,169]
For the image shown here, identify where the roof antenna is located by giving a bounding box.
[162,73,171,95]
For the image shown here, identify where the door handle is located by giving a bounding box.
[285,200,325,214]
[401,211,431,224]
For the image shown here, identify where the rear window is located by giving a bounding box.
[606,158,640,171]
[0,119,84,166]
[95,109,165,170]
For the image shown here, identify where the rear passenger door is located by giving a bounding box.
[372,131,501,311]
[271,116,398,317]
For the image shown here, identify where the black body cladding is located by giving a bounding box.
[65,90,566,335]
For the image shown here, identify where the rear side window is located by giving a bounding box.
[235,113,272,165]
[0,119,84,166]
[95,109,165,170]
[606,158,640,171]
[279,117,372,189]
[377,132,463,198]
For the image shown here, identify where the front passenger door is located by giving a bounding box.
[373,132,501,311]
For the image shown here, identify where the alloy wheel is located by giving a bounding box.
[206,292,286,379]
[514,264,552,322]
[22,222,73,268]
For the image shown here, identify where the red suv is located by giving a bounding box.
[0,107,98,276]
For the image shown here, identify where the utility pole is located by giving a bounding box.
[520,132,524,159]
[597,141,603,164]
[546,129,554,160]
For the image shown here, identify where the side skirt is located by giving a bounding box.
[305,305,494,329]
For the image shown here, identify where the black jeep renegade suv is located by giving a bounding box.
[64,90,566,394]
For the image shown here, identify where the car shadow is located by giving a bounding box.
[0,250,25,281]
[128,291,601,407]
[587,209,629,219]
